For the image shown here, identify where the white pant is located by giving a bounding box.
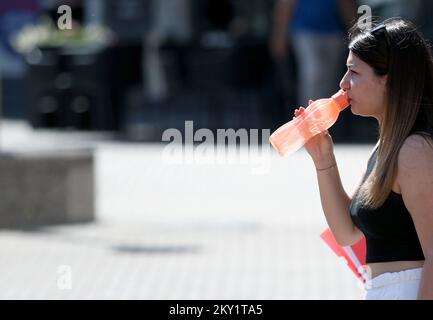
[364,268,423,300]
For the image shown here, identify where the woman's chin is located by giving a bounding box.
[350,102,362,116]
[350,105,370,118]
[350,104,358,115]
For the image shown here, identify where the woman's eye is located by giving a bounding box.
[349,69,357,75]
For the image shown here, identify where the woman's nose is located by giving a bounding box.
[339,72,350,91]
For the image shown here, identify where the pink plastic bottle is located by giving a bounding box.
[269,89,350,157]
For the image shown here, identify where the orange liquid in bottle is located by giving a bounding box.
[269,90,350,156]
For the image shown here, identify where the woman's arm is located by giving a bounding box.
[337,0,358,30]
[315,154,364,246]
[315,142,379,246]
[269,0,297,60]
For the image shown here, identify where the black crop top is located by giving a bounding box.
[349,144,425,263]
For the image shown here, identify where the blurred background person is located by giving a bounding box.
[270,0,357,109]
[0,0,41,119]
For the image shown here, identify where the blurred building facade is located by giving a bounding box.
[1,0,432,142]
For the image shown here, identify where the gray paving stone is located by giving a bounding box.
[0,120,373,299]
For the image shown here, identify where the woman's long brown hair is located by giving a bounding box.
[349,18,433,208]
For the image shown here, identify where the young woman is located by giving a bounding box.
[294,18,433,300]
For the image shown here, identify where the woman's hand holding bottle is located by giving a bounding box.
[293,100,336,170]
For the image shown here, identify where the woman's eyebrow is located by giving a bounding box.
[346,63,357,68]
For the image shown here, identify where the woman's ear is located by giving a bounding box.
[379,74,388,86]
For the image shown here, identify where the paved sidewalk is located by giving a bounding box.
[0,121,374,299]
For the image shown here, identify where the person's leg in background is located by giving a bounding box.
[292,32,349,139]
[272,47,298,121]
[292,32,345,104]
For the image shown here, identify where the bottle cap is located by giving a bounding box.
[331,90,350,111]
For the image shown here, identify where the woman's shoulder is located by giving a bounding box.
[402,131,433,150]
[398,133,433,176]
[395,132,433,205]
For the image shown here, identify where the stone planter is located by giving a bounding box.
[0,149,94,229]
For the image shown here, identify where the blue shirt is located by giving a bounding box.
[0,0,41,56]
[291,0,345,34]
